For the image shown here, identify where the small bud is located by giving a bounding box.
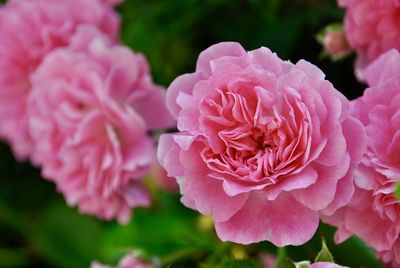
[317,23,352,61]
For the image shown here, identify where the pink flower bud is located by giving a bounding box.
[322,29,351,60]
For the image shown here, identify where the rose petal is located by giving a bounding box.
[215,192,319,246]
[181,142,249,222]
[196,42,246,75]
[157,134,184,177]
[292,155,351,210]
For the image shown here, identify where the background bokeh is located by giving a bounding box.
[0,0,381,267]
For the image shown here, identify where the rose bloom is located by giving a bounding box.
[158,42,366,246]
[322,49,400,267]
[28,26,174,223]
[91,253,149,268]
[0,0,119,160]
[338,0,400,80]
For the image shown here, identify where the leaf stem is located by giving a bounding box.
[274,247,286,268]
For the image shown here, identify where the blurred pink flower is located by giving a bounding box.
[28,26,175,223]
[260,253,280,268]
[339,0,400,80]
[323,49,400,267]
[91,252,150,268]
[158,42,366,246]
[0,0,119,160]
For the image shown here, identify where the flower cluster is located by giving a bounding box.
[0,0,174,222]
[2,0,400,267]
[158,7,400,265]
[0,0,119,160]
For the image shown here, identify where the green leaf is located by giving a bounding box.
[31,201,102,268]
[315,238,334,263]
[0,248,29,267]
[100,193,216,264]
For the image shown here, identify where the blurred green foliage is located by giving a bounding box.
[117,0,363,99]
[0,0,382,267]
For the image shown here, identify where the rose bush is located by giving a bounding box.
[158,42,366,246]
[323,49,400,267]
[27,26,174,223]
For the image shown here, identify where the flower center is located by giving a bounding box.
[198,84,311,187]
[251,127,271,150]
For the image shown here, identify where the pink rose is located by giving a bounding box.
[339,0,400,80]
[28,26,175,223]
[322,49,400,267]
[158,42,366,246]
[0,0,119,160]
[91,253,150,268]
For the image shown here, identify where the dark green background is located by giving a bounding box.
[0,0,381,267]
